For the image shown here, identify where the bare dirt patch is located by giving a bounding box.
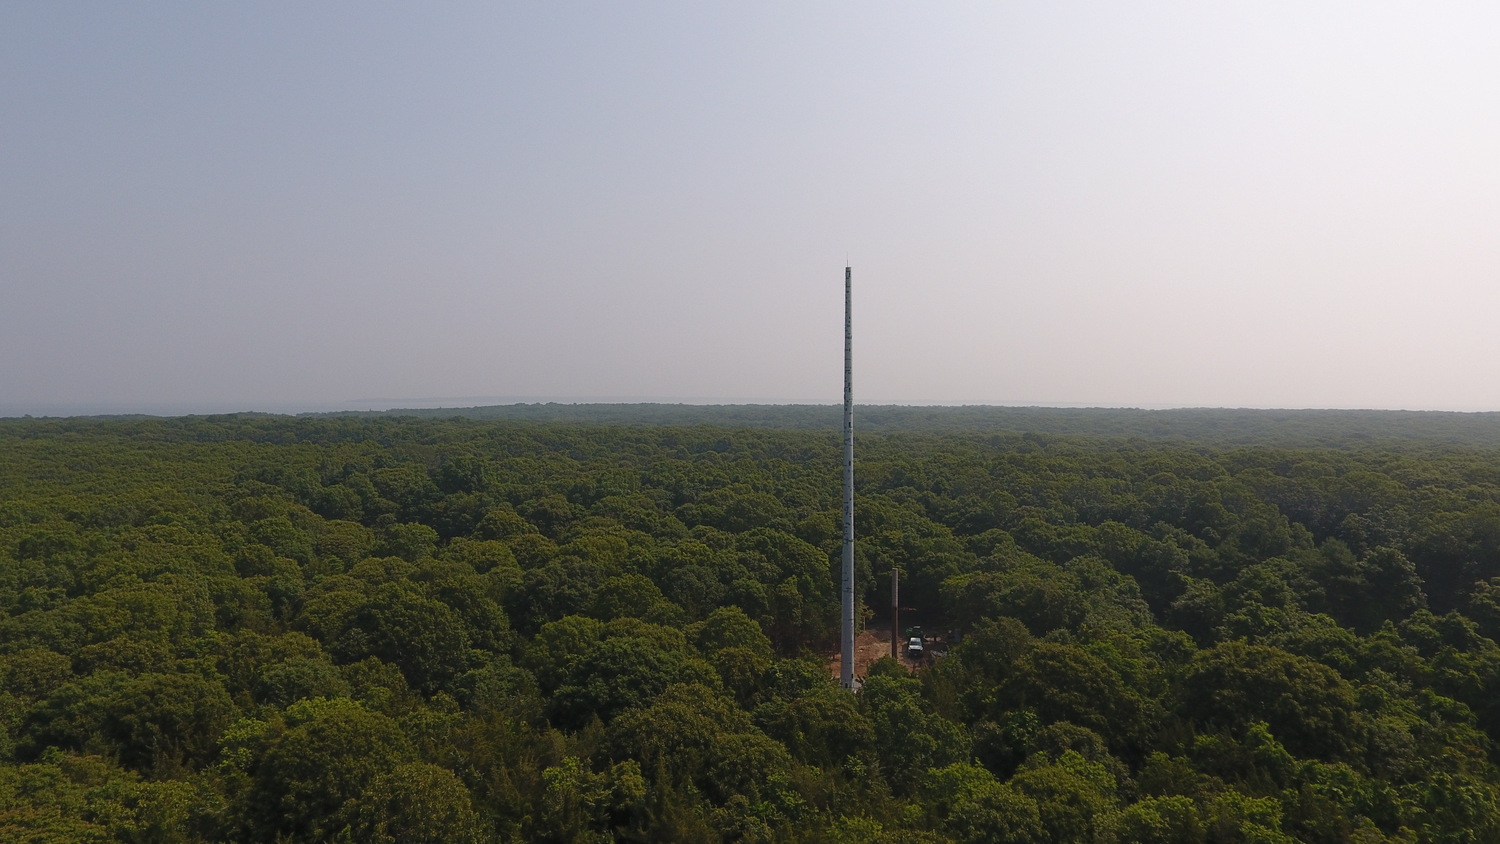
[828,624,915,682]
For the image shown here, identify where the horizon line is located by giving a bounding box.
[8,397,1500,419]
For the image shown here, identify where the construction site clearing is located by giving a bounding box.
[827,625,948,685]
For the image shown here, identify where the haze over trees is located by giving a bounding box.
[5,408,1500,840]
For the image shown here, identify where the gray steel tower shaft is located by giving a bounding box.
[842,266,856,690]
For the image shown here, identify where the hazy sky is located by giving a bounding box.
[5,2,1500,415]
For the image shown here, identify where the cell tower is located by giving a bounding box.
[841,266,856,690]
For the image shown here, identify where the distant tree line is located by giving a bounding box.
[301,402,1500,448]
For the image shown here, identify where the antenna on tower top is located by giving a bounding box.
[841,266,856,690]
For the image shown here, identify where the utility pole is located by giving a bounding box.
[841,266,856,690]
[890,566,900,660]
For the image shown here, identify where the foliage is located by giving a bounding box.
[6,409,1500,838]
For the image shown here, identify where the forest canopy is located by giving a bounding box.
[5,408,1500,841]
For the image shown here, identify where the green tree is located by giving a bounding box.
[331,583,471,695]
[925,763,1045,844]
[335,761,485,844]
[1110,795,1206,843]
[1000,641,1150,756]
[550,638,718,727]
[1008,750,1119,843]
[692,606,773,658]
[236,698,416,842]
[1180,641,1357,761]
[22,671,233,773]
[859,674,968,793]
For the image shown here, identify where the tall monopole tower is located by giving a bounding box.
[841,266,856,690]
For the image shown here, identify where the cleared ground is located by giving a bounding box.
[828,624,923,681]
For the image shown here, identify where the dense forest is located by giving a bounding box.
[7,410,1500,841]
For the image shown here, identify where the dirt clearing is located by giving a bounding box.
[828,624,915,681]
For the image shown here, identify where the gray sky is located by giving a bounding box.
[5,2,1500,415]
